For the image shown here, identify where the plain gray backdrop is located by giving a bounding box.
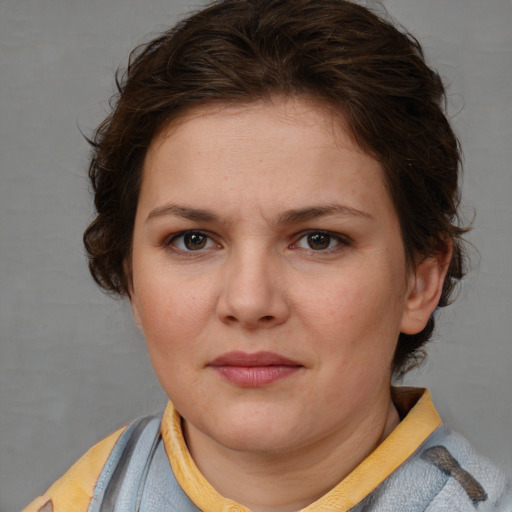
[1,1,511,511]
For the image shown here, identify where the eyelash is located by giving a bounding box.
[166,229,351,255]
[167,230,220,254]
[291,230,351,254]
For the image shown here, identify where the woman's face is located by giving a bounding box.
[129,98,425,456]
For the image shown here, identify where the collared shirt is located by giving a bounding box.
[26,388,509,512]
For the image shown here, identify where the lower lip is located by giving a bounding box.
[212,365,301,387]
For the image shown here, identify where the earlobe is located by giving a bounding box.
[400,243,452,335]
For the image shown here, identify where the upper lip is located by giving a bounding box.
[209,351,302,367]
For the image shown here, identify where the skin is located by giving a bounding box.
[129,97,449,511]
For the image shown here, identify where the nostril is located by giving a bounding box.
[260,315,274,322]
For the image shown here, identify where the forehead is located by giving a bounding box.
[153,95,373,158]
[150,98,342,155]
[140,97,393,223]
[146,97,374,169]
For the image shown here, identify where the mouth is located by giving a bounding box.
[208,351,303,387]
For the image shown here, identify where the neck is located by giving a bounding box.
[183,397,400,512]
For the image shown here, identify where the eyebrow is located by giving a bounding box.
[147,204,219,222]
[277,204,374,224]
[147,202,373,224]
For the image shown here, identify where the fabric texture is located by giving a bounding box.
[351,424,511,512]
[23,388,512,512]
[22,426,125,512]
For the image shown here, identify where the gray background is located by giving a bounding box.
[1,1,511,511]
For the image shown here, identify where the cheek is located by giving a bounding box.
[294,272,375,323]
[134,271,216,352]
[293,265,405,352]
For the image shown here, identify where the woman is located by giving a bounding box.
[24,0,510,510]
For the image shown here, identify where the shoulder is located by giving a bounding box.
[358,424,511,512]
[420,425,512,511]
[22,416,162,512]
[22,426,125,512]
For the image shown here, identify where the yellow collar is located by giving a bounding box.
[161,387,441,512]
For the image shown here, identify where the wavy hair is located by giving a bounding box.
[84,0,468,376]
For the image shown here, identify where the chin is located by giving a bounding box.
[198,408,306,455]
[216,427,300,454]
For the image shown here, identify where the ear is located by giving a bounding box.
[400,241,452,335]
[124,258,143,330]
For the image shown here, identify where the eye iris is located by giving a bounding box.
[308,233,330,250]
[184,232,207,250]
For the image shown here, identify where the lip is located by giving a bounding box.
[208,351,303,387]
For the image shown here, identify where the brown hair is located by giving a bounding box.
[84,0,468,376]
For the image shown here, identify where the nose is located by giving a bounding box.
[216,247,290,329]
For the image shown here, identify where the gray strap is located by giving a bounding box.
[422,445,488,505]
[99,417,157,512]
[135,423,163,512]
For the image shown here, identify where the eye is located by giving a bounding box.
[169,231,217,251]
[294,231,348,251]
